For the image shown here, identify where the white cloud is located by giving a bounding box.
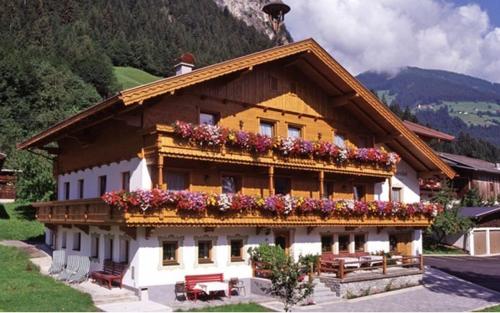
[286,0,500,82]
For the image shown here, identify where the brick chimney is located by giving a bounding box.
[174,53,195,75]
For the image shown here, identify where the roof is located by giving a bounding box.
[403,120,455,142]
[459,206,500,218]
[16,38,455,179]
[439,152,500,175]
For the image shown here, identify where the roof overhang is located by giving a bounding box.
[17,39,456,179]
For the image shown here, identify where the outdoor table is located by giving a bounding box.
[337,257,360,268]
[194,281,229,298]
[359,255,384,267]
[390,255,403,264]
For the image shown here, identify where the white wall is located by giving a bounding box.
[374,160,420,203]
[57,157,152,200]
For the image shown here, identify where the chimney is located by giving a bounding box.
[174,52,195,75]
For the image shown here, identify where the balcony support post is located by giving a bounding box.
[156,154,164,189]
[268,166,275,195]
[319,170,325,198]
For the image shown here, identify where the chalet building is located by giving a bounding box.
[0,152,16,203]
[18,39,454,291]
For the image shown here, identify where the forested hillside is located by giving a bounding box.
[0,0,274,201]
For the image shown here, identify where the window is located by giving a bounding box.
[122,171,131,192]
[274,177,291,195]
[73,232,81,251]
[98,176,107,196]
[230,239,244,262]
[353,185,366,201]
[389,234,397,252]
[78,179,84,199]
[200,112,218,125]
[321,235,333,253]
[259,121,274,137]
[162,241,178,265]
[338,234,350,253]
[322,181,334,199]
[334,133,346,148]
[61,232,67,249]
[198,240,213,263]
[91,234,99,259]
[104,237,114,261]
[119,238,130,263]
[222,175,241,194]
[391,187,402,202]
[165,172,188,191]
[64,182,70,200]
[354,234,366,252]
[287,125,301,139]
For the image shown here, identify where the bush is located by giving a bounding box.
[298,254,320,273]
[247,243,287,266]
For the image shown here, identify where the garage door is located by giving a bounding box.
[490,230,500,254]
[474,230,487,255]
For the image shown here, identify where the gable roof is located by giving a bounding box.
[458,206,500,218]
[439,152,500,175]
[17,38,455,179]
[403,120,455,142]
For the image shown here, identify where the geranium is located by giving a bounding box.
[176,191,207,212]
[264,195,285,214]
[296,197,319,213]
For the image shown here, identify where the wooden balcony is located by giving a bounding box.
[33,198,433,228]
[155,125,395,178]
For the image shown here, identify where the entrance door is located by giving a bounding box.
[389,232,413,255]
[274,230,290,255]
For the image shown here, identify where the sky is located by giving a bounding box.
[285,0,500,82]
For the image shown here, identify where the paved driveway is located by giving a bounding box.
[425,255,500,292]
[261,267,500,312]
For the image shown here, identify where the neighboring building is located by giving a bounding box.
[438,152,500,201]
[445,206,500,256]
[403,121,455,144]
[18,39,454,291]
[0,152,16,203]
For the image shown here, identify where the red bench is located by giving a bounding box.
[90,260,127,289]
[185,273,225,301]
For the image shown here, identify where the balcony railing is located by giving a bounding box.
[155,123,398,177]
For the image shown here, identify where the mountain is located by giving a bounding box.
[357,67,500,149]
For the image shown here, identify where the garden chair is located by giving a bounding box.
[229,277,246,296]
[49,250,66,275]
[174,281,187,301]
[68,256,90,284]
[57,255,79,281]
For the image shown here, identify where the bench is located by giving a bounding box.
[185,273,224,301]
[319,252,370,276]
[90,260,127,289]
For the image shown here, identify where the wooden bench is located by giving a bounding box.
[252,261,273,278]
[90,260,127,289]
[185,273,224,301]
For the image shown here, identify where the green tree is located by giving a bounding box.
[269,257,314,312]
[462,188,482,207]
[13,152,55,202]
[428,207,474,245]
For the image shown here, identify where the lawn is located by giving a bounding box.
[477,304,500,312]
[113,66,161,89]
[424,244,466,255]
[0,202,44,241]
[176,303,271,312]
[0,245,97,311]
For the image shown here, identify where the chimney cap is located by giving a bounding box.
[178,52,195,65]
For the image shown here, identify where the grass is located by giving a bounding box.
[0,202,45,241]
[0,245,97,311]
[113,66,161,89]
[176,303,271,312]
[434,101,500,126]
[423,244,466,255]
[477,304,500,312]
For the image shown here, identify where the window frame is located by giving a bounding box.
[321,234,334,254]
[104,236,114,261]
[353,184,366,201]
[61,231,67,249]
[73,232,81,251]
[90,234,100,259]
[322,180,335,199]
[287,124,302,139]
[354,233,366,252]
[391,187,402,202]
[162,240,179,266]
[64,182,70,200]
[229,239,244,262]
[274,176,292,195]
[259,119,276,137]
[78,179,84,199]
[164,169,190,191]
[98,175,107,197]
[122,171,131,192]
[199,111,220,126]
[197,239,214,264]
[221,174,242,194]
[334,132,346,148]
[337,234,350,253]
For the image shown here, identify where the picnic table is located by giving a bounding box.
[194,281,229,295]
[359,255,384,267]
[337,257,361,268]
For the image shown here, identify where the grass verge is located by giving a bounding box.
[423,244,466,255]
[0,245,97,311]
[176,303,271,312]
[477,304,500,312]
[0,202,44,241]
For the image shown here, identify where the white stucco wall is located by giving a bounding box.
[374,160,420,203]
[57,157,151,200]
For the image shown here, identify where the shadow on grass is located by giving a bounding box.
[14,204,37,221]
[25,234,45,244]
[0,204,9,219]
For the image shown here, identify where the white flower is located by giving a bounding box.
[283,194,294,215]
[218,193,233,211]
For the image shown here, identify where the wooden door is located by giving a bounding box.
[474,230,487,255]
[490,230,500,254]
[274,230,290,255]
[389,232,413,256]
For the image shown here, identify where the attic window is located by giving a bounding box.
[270,76,278,91]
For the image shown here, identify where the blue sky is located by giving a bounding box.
[286,0,500,82]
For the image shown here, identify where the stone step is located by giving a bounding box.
[93,293,140,305]
[313,294,341,304]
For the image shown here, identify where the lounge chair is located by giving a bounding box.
[49,250,66,275]
[57,255,79,281]
[68,256,90,284]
